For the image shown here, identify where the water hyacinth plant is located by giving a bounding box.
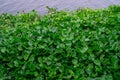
[0,5,120,80]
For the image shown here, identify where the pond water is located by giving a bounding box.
[0,0,120,15]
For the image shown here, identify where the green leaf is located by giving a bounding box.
[28,54,35,62]
[34,71,39,77]
[1,47,6,53]
[72,59,78,65]
[80,46,88,53]
[86,64,93,75]
[14,61,19,67]
[94,60,101,66]
[23,50,31,60]
[111,56,118,69]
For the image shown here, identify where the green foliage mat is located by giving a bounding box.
[0,5,120,80]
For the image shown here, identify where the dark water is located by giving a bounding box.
[0,0,120,15]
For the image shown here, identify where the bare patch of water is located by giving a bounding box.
[0,0,120,15]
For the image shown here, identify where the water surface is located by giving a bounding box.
[0,0,120,15]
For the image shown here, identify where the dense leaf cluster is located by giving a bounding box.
[0,6,120,80]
